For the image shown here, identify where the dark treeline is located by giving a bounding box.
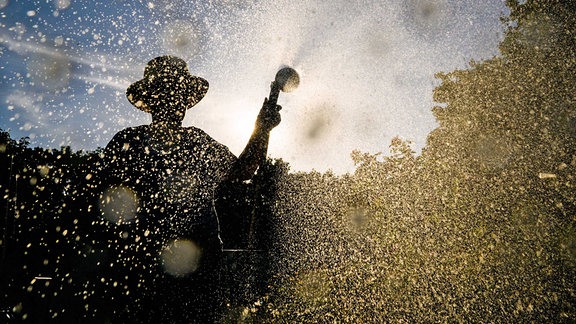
[0,130,288,322]
[1,0,576,322]
[0,134,105,321]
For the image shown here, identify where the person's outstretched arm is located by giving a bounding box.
[227,97,281,181]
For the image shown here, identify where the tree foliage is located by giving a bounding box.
[258,0,576,322]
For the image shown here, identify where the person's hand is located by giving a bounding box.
[256,97,281,132]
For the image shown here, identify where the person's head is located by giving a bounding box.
[126,56,209,126]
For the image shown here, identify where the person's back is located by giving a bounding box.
[103,125,235,235]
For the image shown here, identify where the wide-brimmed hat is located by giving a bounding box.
[126,55,209,113]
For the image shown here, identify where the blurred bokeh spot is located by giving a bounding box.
[99,185,139,224]
[161,239,202,277]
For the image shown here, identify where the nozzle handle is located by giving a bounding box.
[268,81,281,106]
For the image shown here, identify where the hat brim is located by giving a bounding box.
[126,75,209,113]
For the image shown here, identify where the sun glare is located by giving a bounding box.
[231,109,256,143]
[218,96,291,156]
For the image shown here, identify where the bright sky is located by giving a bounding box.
[0,0,509,173]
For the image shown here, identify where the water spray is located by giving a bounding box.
[268,66,300,105]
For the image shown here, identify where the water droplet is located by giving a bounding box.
[55,0,71,10]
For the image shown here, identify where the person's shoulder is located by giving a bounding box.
[111,125,148,140]
[183,126,207,135]
[115,125,148,136]
[105,125,149,150]
[183,126,214,142]
[183,126,236,159]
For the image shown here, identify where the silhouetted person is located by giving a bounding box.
[98,55,281,323]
